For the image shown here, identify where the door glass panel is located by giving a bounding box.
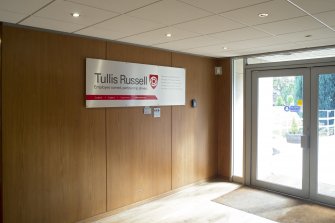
[317,74,335,197]
[257,76,303,189]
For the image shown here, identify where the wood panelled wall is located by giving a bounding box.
[216,58,232,178]
[2,26,107,223]
[171,53,217,189]
[1,25,230,223]
[105,43,172,210]
[0,22,3,223]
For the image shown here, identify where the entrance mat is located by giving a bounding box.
[213,187,335,223]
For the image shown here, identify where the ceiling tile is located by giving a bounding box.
[221,0,305,26]
[313,10,335,28]
[1,0,334,58]
[185,38,302,57]
[223,37,292,51]
[255,16,324,35]
[119,27,200,45]
[30,0,119,26]
[216,43,301,57]
[253,42,309,54]
[77,15,164,39]
[0,0,53,14]
[178,0,271,14]
[95,15,164,34]
[181,50,219,58]
[209,27,271,42]
[277,28,335,42]
[290,0,335,14]
[185,50,245,58]
[76,26,124,40]
[295,37,335,49]
[224,37,335,57]
[154,35,222,51]
[20,16,85,32]
[174,15,245,35]
[186,44,230,55]
[128,0,211,26]
[215,50,246,57]
[66,0,158,13]
[180,49,218,57]
[0,9,26,23]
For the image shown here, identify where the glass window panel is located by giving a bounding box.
[257,75,303,189]
[233,58,244,178]
[317,73,335,197]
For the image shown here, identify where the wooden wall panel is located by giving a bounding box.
[171,53,217,189]
[216,58,232,178]
[106,43,172,210]
[1,24,225,222]
[0,22,3,223]
[2,26,107,223]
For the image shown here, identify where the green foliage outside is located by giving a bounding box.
[272,74,334,138]
[319,74,335,110]
[289,117,299,134]
[275,96,285,106]
[294,76,303,106]
[287,95,294,105]
[273,74,335,110]
[273,76,300,106]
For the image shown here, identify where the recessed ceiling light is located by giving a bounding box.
[166,33,172,38]
[305,35,312,38]
[71,12,80,17]
[258,13,269,18]
[223,46,228,50]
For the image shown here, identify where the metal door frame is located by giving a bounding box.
[245,57,335,206]
[250,68,310,198]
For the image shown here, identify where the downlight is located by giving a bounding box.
[71,12,80,17]
[258,13,269,18]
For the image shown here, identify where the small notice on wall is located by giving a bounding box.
[153,108,161,118]
[86,58,186,108]
[144,106,152,115]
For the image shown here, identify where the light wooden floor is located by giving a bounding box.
[92,181,276,223]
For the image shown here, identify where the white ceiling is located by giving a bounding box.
[1,0,335,58]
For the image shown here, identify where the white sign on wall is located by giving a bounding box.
[86,58,186,108]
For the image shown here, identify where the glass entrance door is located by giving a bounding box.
[250,66,335,206]
[310,66,335,206]
[251,68,310,198]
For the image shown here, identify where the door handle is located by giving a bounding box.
[301,135,310,149]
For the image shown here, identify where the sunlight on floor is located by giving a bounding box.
[92,182,276,223]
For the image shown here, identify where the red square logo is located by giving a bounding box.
[149,74,159,89]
